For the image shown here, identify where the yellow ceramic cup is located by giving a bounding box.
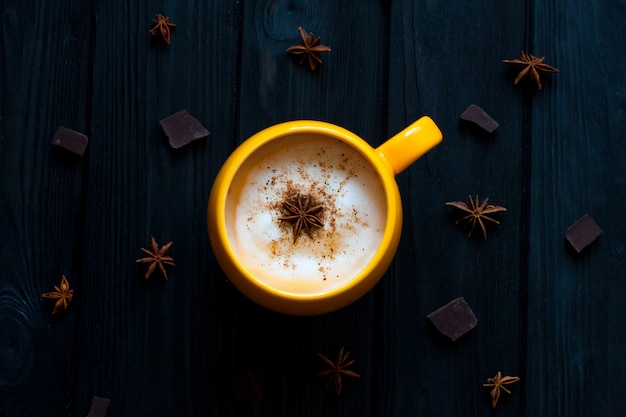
[207,117,442,315]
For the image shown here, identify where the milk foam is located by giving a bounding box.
[226,134,387,295]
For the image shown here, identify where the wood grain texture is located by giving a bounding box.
[382,0,528,415]
[525,0,626,416]
[0,1,91,416]
[68,1,241,416]
[238,0,389,141]
[0,0,625,416]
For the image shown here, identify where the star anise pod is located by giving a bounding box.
[502,51,559,89]
[42,275,74,315]
[445,195,507,240]
[278,193,324,243]
[149,14,176,44]
[316,347,360,395]
[483,371,520,408]
[286,26,331,71]
[136,236,175,279]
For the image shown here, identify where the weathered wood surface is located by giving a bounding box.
[0,0,624,416]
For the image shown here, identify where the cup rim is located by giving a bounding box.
[210,120,401,303]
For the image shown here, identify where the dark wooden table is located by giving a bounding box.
[1,1,625,416]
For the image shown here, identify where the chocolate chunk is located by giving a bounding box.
[160,109,210,149]
[427,297,477,341]
[566,213,602,253]
[460,104,499,133]
[86,396,110,417]
[51,126,89,156]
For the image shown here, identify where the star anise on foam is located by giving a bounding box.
[135,236,175,279]
[483,371,520,408]
[286,26,331,71]
[502,51,559,89]
[445,195,507,240]
[316,347,360,395]
[42,275,74,315]
[278,193,324,243]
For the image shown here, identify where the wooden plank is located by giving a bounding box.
[0,2,92,416]
[238,0,389,142]
[69,1,241,415]
[525,1,626,415]
[4,0,625,416]
[382,0,528,415]
[231,0,388,415]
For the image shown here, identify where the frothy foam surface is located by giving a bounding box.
[226,134,387,295]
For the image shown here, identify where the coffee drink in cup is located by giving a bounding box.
[225,133,387,295]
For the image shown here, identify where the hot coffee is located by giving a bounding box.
[225,133,387,295]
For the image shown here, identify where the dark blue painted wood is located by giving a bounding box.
[0,2,92,416]
[68,2,241,416]
[0,0,625,416]
[524,1,626,416]
[381,1,528,415]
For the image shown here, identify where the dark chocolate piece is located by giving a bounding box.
[160,109,210,149]
[51,126,89,156]
[86,396,110,417]
[234,368,264,402]
[427,297,477,341]
[460,104,499,133]
[566,213,602,253]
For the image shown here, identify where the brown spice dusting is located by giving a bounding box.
[245,142,379,284]
[272,175,365,265]
[269,240,278,256]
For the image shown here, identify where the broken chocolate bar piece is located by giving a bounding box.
[566,213,602,253]
[51,126,89,156]
[86,396,110,417]
[427,297,478,341]
[160,109,210,149]
[460,104,499,133]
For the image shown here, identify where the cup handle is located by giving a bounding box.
[376,116,443,175]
